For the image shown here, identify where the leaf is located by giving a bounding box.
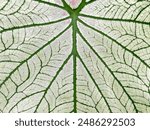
[0,0,150,113]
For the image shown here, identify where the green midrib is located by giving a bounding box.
[72,16,77,112]
[62,0,86,113]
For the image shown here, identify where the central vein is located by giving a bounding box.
[62,0,86,113]
[72,13,78,113]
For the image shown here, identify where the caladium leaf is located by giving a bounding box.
[0,0,150,113]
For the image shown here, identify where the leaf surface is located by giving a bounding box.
[0,0,150,113]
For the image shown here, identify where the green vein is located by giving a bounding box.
[50,101,73,112]
[134,4,150,20]
[34,0,65,10]
[75,0,86,13]
[77,54,112,113]
[72,26,77,113]
[0,16,70,33]
[85,0,96,5]
[79,13,150,26]
[77,27,138,112]
[34,53,72,112]
[62,0,73,14]
[61,0,87,113]
[71,14,78,113]
[9,90,45,112]
[0,0,10,10]
[5,0,25,15]
[1,0,148,113]
[0,24,71,89]
[0,0,25,15]
[78,91,99,112]
[78,18,150,70]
